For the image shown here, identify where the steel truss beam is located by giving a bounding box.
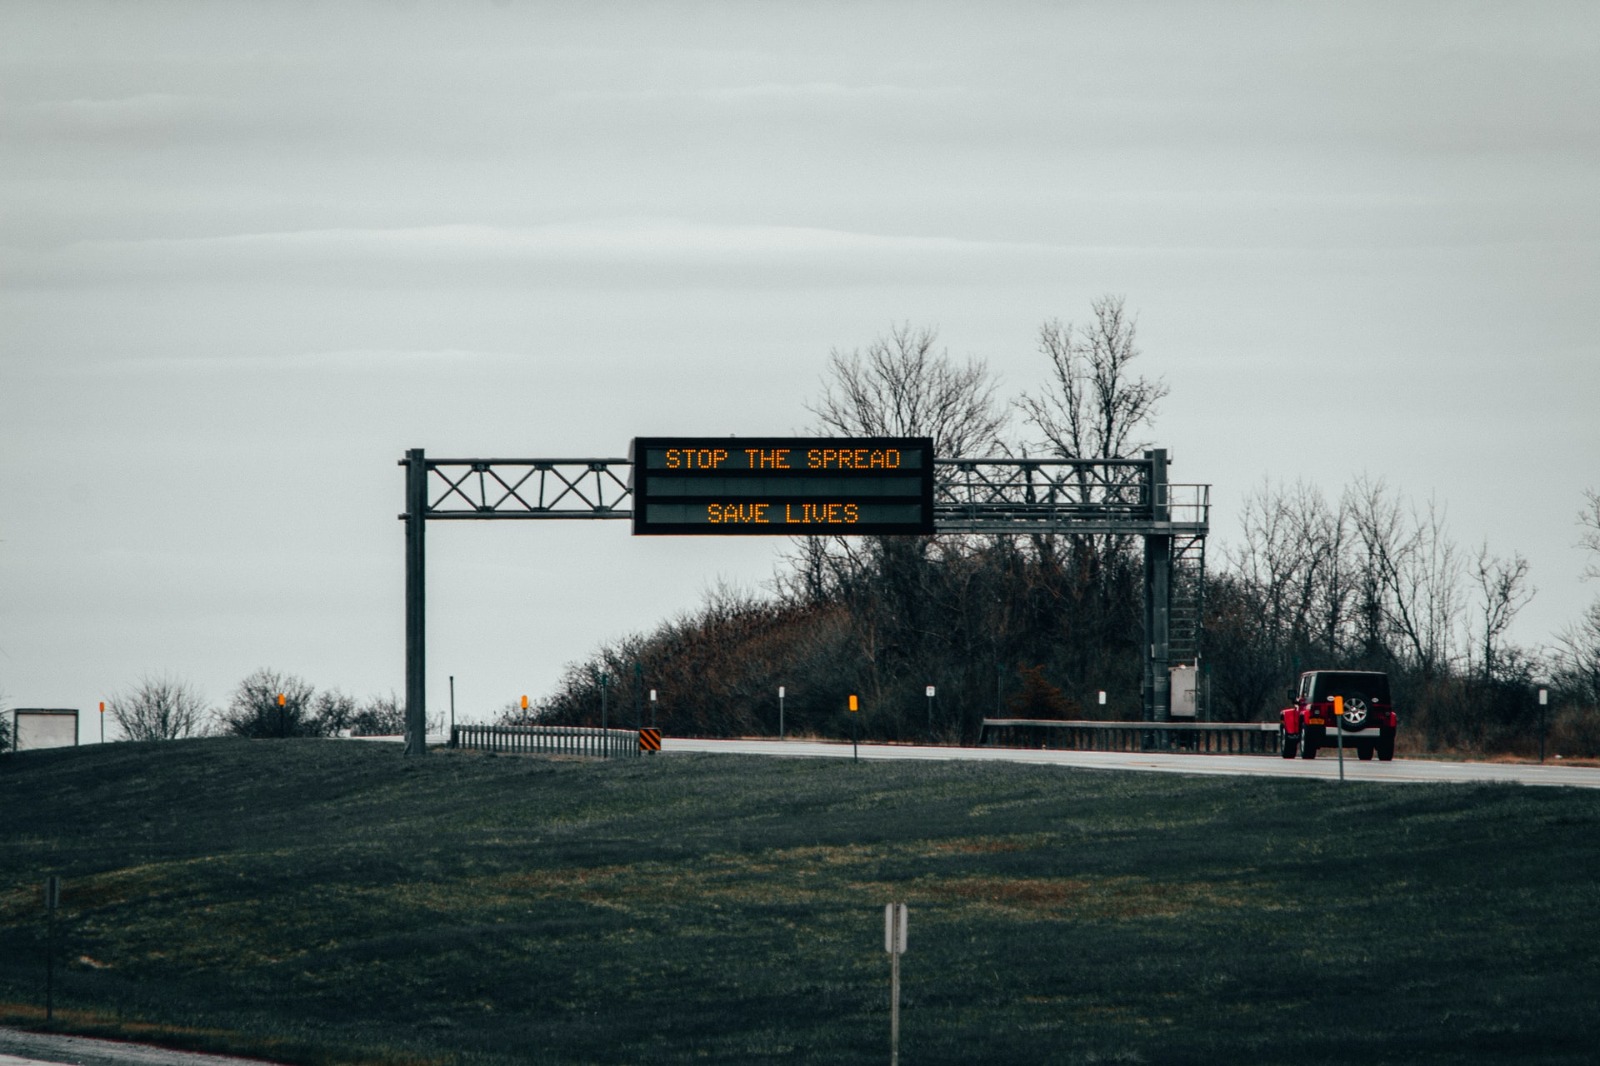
[401,448,1209,754]
[409,454,1210,534]
[417,457,633,519]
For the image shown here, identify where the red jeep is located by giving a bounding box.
[1279,670,1396,761]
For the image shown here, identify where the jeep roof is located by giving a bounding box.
[1296,670,1391,704]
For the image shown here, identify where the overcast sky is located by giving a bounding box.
[3,1,1598,731]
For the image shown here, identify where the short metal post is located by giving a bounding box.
[885,902,906,1066]
[1334,696,1345,783]
[448,675,455,746]
[778,685,785,739]
[890,940,900,1066]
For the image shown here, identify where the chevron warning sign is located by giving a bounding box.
[638,728,662,753]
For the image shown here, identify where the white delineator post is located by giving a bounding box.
[885,902,907,1065]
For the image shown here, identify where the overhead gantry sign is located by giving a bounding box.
[400,440,1208,755]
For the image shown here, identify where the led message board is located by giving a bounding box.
[630,437,935,535]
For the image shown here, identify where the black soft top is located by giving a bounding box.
[1304,671,1391,703]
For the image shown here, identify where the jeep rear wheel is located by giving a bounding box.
[1300,737,1318,759]
[1377,728,1396,761]
[1357,743,1375,761]
[1280,729,1298,759]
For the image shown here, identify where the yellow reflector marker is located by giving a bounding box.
[1333,696,1344,717]
[848,694,859,712]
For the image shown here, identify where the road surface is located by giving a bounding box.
[0,1028,283,1066]
[662,737,1600,789]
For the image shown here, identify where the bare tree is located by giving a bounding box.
[1554,601,1600,705]
[1555,488,1600,703]
[107,675,210,741]
[1346,478,1464,680]
[1580,489,1600,581]
[1209,480,1353,718]
[808,323,1006,458]
[1228,480,1348,655]
[1014,295,1169,652]
[1016,295,1168,462]
[1471,544,1535,682]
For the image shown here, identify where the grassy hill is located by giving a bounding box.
[2,738,1599,1065]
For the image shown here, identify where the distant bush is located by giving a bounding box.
[1550,703,1600,760]
[346,692,407,736]
[218,668,319,738]
[309,689,358,736]
[1006,665,1079,720]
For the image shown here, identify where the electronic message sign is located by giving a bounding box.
[630,437,934,535]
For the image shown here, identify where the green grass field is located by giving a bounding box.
[3,738,1599,1065]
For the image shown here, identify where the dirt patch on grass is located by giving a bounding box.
[927,875,1256,920]
[927,834,1052,855]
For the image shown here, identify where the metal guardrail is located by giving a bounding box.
[980,718,1279,755]
[452,723,642,758]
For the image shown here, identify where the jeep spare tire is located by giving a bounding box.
[1332,693,1371,731]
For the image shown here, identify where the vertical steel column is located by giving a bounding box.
[1143,449,1172,735]
[404,448,428,757]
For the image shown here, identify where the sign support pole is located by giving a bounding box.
[1539,687,1548,763]
[404,447,428,756]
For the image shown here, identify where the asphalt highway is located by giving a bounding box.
[0,1029,285,1066]
[662,737,1600,789]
